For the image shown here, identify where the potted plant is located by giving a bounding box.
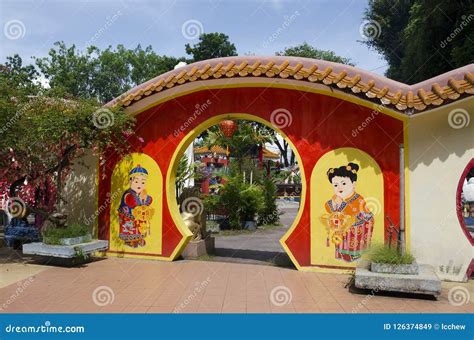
[367,244,418,274]
[240,184,264,230]
[42,223,92,246]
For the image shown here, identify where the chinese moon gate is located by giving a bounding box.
[95,56,474,276]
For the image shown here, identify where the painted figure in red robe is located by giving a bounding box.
[320,163,374,262]
[118,165,154,248]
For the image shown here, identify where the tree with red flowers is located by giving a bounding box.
[0,69,135,226]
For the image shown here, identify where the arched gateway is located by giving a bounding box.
[96,56,474,275]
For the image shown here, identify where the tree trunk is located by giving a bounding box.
[290,150,295,165]
[272,137,289,167]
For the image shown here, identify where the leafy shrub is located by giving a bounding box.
[240,184,264,221]
[42,223,90,245]
[204,175,265,229]
[218,176,244,229]
[368,244,415,265]
[258,177,279,225]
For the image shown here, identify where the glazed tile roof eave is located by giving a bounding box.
[107,56,474,114]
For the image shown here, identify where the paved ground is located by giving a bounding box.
[0,245,49,288]
[1,200,472,314]
[0,258,472,313]
[213,200,300,266]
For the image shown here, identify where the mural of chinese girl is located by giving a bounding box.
[117,165,154,248]
[320,162,374,262]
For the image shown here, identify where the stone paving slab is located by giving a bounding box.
[0,258,472,314]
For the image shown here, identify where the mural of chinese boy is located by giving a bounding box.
[117,165,154,248]
[320,163,374,262]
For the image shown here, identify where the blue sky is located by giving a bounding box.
[1,0,388,74]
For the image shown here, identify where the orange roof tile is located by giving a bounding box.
[194,145,227,155]
[109,57,473,114]
[263,147,280,159]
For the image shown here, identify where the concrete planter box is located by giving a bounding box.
[43,233,92,246]
[371,261,419,275]
[23,240,108,258]
[355,264,441,296]
[182,236,215,259]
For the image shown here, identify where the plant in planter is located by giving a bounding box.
[42,223,92,246]
[355,241,441,296]
[367,244,418,274]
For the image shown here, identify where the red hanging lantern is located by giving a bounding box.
[219,119,238,138]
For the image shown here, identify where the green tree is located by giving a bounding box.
[91,45,131,102]
[36,42,184,103]
[35,42,96,99]
[0,54,39,93]
[363,0,474,83]
[0,76,135,223]
[128,45,184,85]
[277,42,354,65]
[185,33,237,61]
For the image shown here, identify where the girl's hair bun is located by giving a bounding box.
[347,162,359,172]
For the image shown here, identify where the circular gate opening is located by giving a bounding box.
[171,116,304,268]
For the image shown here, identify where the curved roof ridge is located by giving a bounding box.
[108,56,473,114]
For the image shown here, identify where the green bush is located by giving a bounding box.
[42,223,90,245]
[219,176,244,229]
[240,184,264,221]
[203,194,220,213]
[368,244,415,265]
[204,174,266,229]
[258,177,279,225]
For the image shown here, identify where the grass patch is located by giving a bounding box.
[367,244,415,265]
[214,224,282,236]
[217,229,254,236]
[42,223,90,245]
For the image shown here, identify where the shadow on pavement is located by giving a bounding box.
[213,247,296,268]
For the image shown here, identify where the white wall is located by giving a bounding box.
[408,97,474,281]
